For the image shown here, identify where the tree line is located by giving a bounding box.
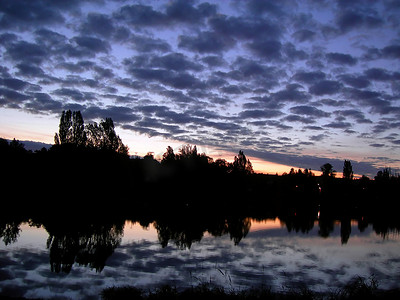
[1,110,399,218]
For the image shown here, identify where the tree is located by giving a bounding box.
[95,118,128,155]
[161,146,176,164]
[343,160,353,180]
[375,167,391,181]
[54,110,128,155]
[178,144,197,159]
[85,122,102,149]
[57,110,72,144]
[9,138,26,153]
[232,150,253,175]
[54,110,86,147]
[321,163,335,178]
[71,111,86,146]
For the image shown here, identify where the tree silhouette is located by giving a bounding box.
[178,144,197,159]
[98,118,128,155]
[343,160,353,180]
[71,111,86,146]
[54,110,128,155]
[56,110,72,145]
[232,150,253,175]
[161,146,176,164]
[9,138,26,153]
[320,163,335,177]
[54,110,86,147]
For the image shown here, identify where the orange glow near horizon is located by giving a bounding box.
[249,218,284,232]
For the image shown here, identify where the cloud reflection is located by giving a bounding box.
[1,220,400,299]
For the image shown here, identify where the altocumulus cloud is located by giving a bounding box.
[0,0,399,175]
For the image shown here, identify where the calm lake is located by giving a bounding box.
[1,217,400,299]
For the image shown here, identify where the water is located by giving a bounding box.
[1,217,400,299]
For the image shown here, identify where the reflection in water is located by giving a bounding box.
[154,216,252,249]
[45,223,123,273]
[1,213,400,274]
[1,215,400,300]
[0,221,20,246]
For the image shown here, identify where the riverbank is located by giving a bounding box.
[101,278,400,300]
[1,276,399,299]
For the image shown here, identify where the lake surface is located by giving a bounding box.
[1,217,400,299]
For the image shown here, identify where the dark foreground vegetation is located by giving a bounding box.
[1,277,400,300]
[100,278,400,300]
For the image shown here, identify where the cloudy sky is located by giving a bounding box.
[0,0,399,175]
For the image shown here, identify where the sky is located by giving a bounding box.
[0,0,399,176]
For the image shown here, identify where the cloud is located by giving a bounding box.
[53,88,93,102]
[0,0,67,29]
[5,41,48,64]
[293,71,326,84]
[338,74,370,88]
[165,0,217,24]
[15,64,46,78]
[34,28,68,48]
[381,44,400,59]
[309,134,327,141]
[80,13,116,39]
[239,109,283,119]
[309,80,342,96]
[0,77,32,91]
[178,31,235,54]
[72,36,111,54]
[271,84,310,103]
[326,52,358,66]
[334,109,372,124]
[292,29,316,42]
[209,15,282,41]
[114,4,168,27]
[283,115,316,124]
[131,35,171,53]
[114,1,216,28]
[335,9,384,33]
[247,40,282,61]
[363,44,400,61]
[149,53,203,72]
[24,92,62,113]
[84,105,139,124]
[364,68,399,81]
[290,105,330,118]
[0,87,30,105]
[325,121,352,129]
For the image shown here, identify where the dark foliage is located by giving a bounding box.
[100,280,400,300]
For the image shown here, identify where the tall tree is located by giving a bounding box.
[54,110,128,155]
[57,110,72,144]
[55,110,86,147]
[343,160,353,180]
[232,150,253,175]
[99,118,128,155]
[71,111,86,146]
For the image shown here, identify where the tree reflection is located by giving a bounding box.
[0,220,21,246]
[153,215,252,249]
[44,220,124,273]
[2,207,400,274]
